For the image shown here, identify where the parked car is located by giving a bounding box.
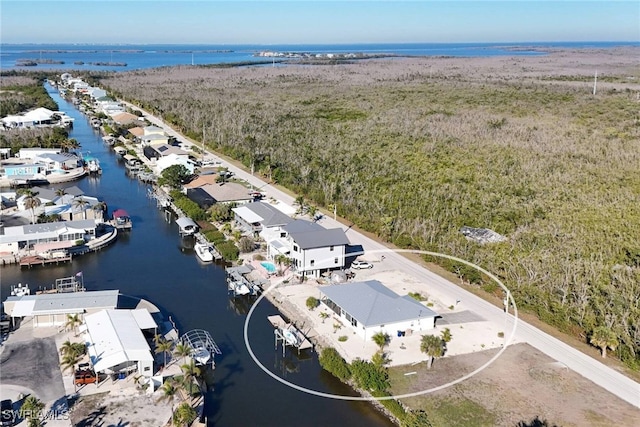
[351,260,373,269]
[0,399,14,426]
[74,369,98,385]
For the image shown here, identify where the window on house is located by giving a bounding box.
[330,245,334,251]
[280,232,286,238]
[293,245,298,252]
[334,258,338,264]
[310,260,315,266]
[144,366,150,371]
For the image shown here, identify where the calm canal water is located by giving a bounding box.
[0,85,393,427]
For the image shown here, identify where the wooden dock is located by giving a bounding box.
[268,314,313,355]
[20,254,72,267]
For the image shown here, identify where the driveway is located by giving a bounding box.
[0,337,66,402]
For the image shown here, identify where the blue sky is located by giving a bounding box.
[1,1,638,44]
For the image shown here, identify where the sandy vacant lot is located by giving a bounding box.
[389,343,640,427]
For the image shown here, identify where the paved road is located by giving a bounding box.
[126,101,640,409]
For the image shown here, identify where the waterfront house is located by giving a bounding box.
[1,161,48,183]
[128,126,145,141]
[111,112,141,126]
[232,201,293,237]
[156,153,195,174]
[267,219,350,278]
[1,114,34,129]
[141,134,170,147]
[16,148,61,160]
[95,97,125,116]
[86,87,107,100]
[143,143,187,161]
[143,125,165,136]
[2,290,119,328]
[319,280,438,341]
[35,152,80,171]
[184,177,253,208]
[83,308,157,378]
[0,219,98,255]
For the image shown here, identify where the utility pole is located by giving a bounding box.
[592,70,598,96]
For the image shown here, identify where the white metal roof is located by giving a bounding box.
[85,309,154,373]
[4,290,119,316]
[232,206,264,224]
[131,308,158,330]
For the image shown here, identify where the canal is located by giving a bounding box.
[0,84,394,427]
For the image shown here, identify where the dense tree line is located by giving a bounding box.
[100,53,640,367]
[0,74,58,117]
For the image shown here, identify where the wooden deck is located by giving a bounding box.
[20,254,72,267]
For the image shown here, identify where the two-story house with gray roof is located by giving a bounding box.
[232,201,294,238]
[271,219,350,278]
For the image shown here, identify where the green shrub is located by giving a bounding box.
[338,335,348,342]
[318,347,351,382]
[306,296,319,310]
[217,241,239,261]
[371,390,407,421]
[253,254,265,261]
[204,230,226,244]
[408,292,426,301]
[350,359,389,392]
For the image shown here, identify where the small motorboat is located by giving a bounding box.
[10,283,30,297]
[194,242,214,262]
[85,158,102,174]
[191,341,211,365]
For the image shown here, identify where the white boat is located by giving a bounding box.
[194,242,214,262]
[191,341,211,365]
[86,158,102,174]
[10,283,30,297]
[282,328,300,346]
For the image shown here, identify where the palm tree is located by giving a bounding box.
[275,254,290,275]
[72,196,90,220]
[65,313,82,336]
[60,339,74,355]
[294,195,305,214]
[371,332,390,352]
[180,359,202,396]
[92,201,107,220]
[22,190,41,224]
[155,337,173,368]
[157,377,182,422]
[173,342,192,366]
[590,326,619,358]
[420,334,445,369]
[20,395,45,427]
[54,187,67,198]
[307,205,318,220]
[173,402,197,427]
[61,352,80,372]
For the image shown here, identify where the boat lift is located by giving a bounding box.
[268,315,313,356]
[180,329,222,367]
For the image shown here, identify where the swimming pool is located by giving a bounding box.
[260,261,277,273]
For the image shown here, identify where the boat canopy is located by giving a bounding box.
[113,209,130,219]
[176,217,197,230]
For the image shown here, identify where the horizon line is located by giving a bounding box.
[2,40,638,46]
